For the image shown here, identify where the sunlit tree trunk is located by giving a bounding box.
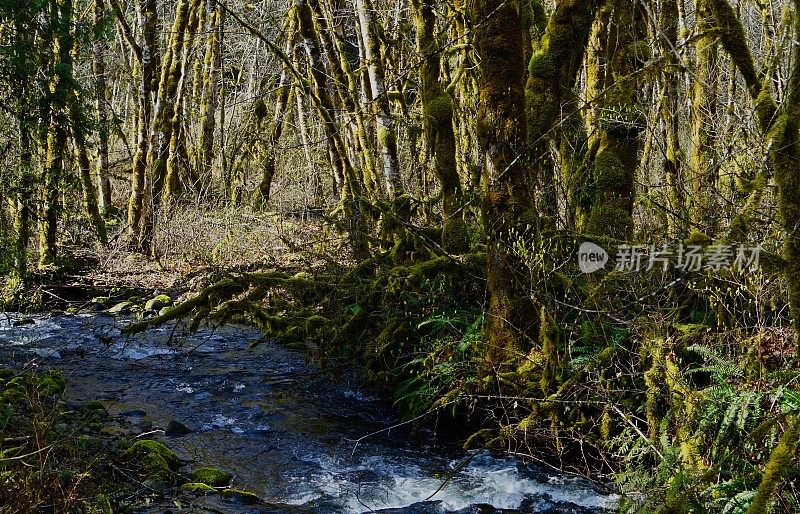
[126,0,157,249]
[295,0,369,259]
[164,0,201,204]
[356,0,403,197]
[197,0,221,197]
[689,0,720,236]
[93,0,112,213]
[252,14,295,208]
[139,0,196,255]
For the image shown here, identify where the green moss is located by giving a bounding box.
[377,124,397,153]
[192,466,231,487]
[89,494,113,514]
[442,218,470,254]
[746,416,800,514]
[592,150,628,191]
[685,229,712,246]
[121,439,180,479]
[423,93,453,126]
[586,204,631,240]
[528,51,557,80]
[182,482,216,493]
[36,371,65,397]
[220,488,261,504]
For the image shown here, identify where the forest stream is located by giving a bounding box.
[0,313,619,514]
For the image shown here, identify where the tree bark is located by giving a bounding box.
[411,0,466,253]
[126,0,158,250]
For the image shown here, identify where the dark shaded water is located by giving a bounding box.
[0,313,618,513]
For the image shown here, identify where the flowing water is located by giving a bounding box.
[0,313,619,513]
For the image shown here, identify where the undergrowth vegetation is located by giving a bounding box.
[119,227,800,513]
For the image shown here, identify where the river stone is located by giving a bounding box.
[220,488,261,504]
[181,482,215,493]
[145,294,172,312]
[165,420,192,437]
[107,301,132,315]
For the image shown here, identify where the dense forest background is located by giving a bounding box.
[1,0,800,510]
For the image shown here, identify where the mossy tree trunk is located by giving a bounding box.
[252,12,295,208]
[126,0,157,250]
[197,0,221,198]
[411,0,467,253]
[709,0,800,343]
[14,121,33,281]
[526,0,599,230]
[10,12,36,281]
[585,0,645,240]
[314,0,380,198]
[139,0,197,256]
[164,0,201,204]
[39,0,75,268]
[688,0,720,236]
[93,0,112,213]
[356,0,403,198]
[295,0,369,260]
[474,0,534,363]
[660,0,687,237]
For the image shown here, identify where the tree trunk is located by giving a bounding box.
[93,0,112,213]
[411,0,466,253]
[585,0,645,239]
[252,13,296,208]
[295,0,369,260]
[474,0,532,363]
[164,0,201,204]
[197,0,221,197]
[688,0,720,236]
[139,0,195,256]
[126,0,158,249]
[660,0,686,238]
[356,0,403,197]
[39,0,75,267]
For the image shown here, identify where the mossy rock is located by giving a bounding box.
[144,294,172,312]
[220,488,261,504]
[181,482,216,493]
[192,466,232,487]
[107,302,132,315]
[122,440,180,480]
[90,296,110,308]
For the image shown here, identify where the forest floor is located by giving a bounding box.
[22,206,338,312]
